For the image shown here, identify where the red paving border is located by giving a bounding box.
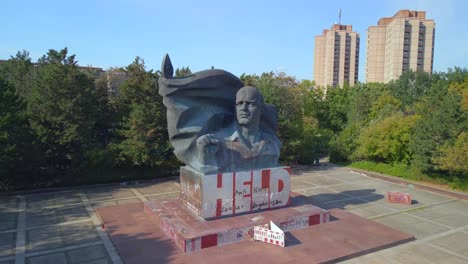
[96,202,414,264]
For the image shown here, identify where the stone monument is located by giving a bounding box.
[144,55,329,252]
[158,54,291,219]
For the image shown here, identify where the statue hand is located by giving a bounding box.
[196,134,221,165]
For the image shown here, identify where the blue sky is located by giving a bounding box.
[2,0,467,81]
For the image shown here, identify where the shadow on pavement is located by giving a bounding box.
[290,189,384,210]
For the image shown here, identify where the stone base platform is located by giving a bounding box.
[96,202,415,264]
[143,198,330,252]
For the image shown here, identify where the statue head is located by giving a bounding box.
[235,86,264,128]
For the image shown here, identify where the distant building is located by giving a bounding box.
[105,68,127,97]
[366,10,435,83]
[314,24,360,88]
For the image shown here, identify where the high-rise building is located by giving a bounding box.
[366,10,435,83]
[313,24,360,88]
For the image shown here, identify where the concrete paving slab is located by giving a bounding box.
[61,222,100,247]
[293,187,350,208]
[320,198,363,210]
[27,252,67,264]
[26,208,60,228]
[134,181,179,196]
[340,253,400,264]
[26,220,99,253]
[290,178,317,190]
[58,205,91,223]
[339,178,383,188]
[0,197,18,211]
[383,243,467,264]
[0,213,17,231]
[0,233,15,257]
[301,175,345,186]
[90,198,141,209]
[0,197,18,232]
[360,181,409,194]
[327,186,384,200]
[77,259,110,264]
[326,171,374,182]
[291,171,323,178]
[89,201,120,209]
[346,203,395,218]
[317,194,388,216]
[27,226,63,252]
[145,192,179,201]
[374,213,450,239]
[26,204,89,228]
[407,200,468,228]
[67,244,108,263]
[429,232,468,257]
[26,192,82,209]
[83,188,135,201]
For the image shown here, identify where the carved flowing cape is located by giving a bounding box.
[158,54,278,168]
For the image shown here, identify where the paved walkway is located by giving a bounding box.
[0,164,467,264]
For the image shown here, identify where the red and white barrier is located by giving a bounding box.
[387,192,412,205]
[254,221,285,247]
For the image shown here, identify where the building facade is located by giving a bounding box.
[366,10,435,83]
[314,24,360,88]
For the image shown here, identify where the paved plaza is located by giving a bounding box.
[0,164,467,264]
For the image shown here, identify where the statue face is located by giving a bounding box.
[236,87,262,126]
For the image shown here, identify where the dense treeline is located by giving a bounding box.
[0,49,178,190]
[0,48,466,190]
[326,68,467,189]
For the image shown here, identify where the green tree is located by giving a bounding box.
[27,48,99,175]
[354,113,420,164]
[240,73,258,86]
[329,123,359,162]
[94,73,118,146]
[317,86,350,133]
[252,72,303,162]
[388,70,432,107]
[410,82,466,172]
[175,66,192,77]
[346,83,389,124]
[367,91,402,121]
[111,57,170,166]
[446,68,468,111]
[0,77,43,189]
[432,132,468,175]
[0,50,34,98]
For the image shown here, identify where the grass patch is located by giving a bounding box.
[347,161,468,191]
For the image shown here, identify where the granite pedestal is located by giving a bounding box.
[143,197,329,252]
[180,166,292,220]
